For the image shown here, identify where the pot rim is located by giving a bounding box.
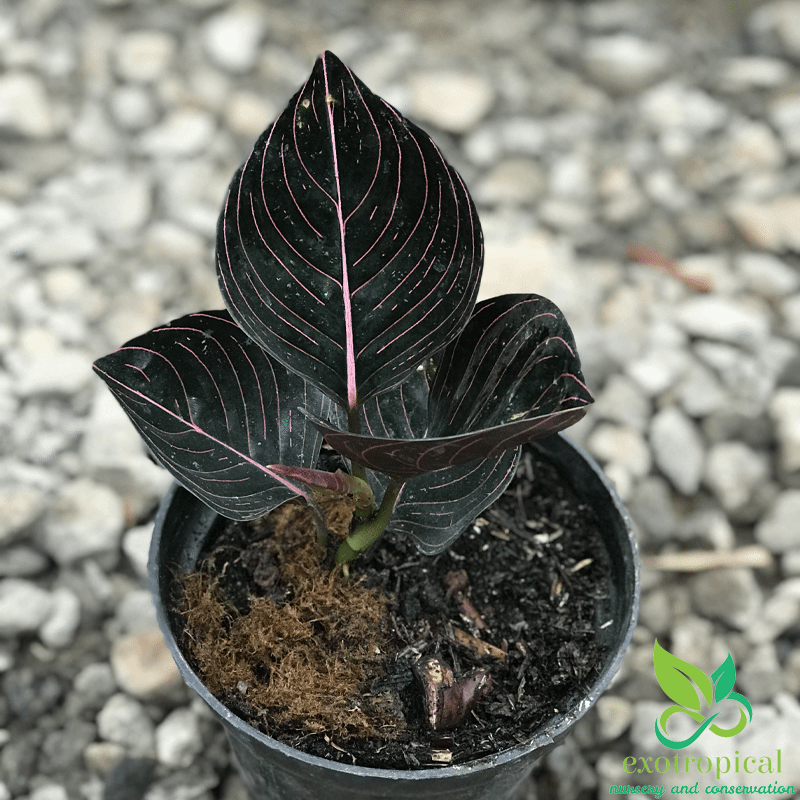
[149,432,640,780]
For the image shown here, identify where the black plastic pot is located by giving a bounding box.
[149,432,640,800]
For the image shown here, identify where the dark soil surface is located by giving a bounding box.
[177,443,614,770]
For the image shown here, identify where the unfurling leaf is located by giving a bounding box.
[268,465,373,508]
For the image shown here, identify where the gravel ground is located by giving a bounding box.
[1,0,800,798]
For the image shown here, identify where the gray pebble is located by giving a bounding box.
[39,586,81,649]
[96,694,156,758]
[689,568,762,629]
[0,579,53,636]
[649,406,705,496]
[38,479,124,566]
[155,708,203,767]
[756,490,800,553]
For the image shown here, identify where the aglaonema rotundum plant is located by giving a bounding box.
[93,51,593,565]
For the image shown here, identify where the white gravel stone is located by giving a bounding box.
[639,81,727,135]
[108,85,157,131]
[781,293,800,338]
[756,490,800,553]
[72,164,153,235]
[28,221,100,265]
[0,484,45,544]
[677,507,735,549]
[548,151,593,199]
[725,118,785,172]
[38,479,125,566]
[691,567,764,629]
[694,338,794,416]
[142,220,208,264]
[202,6,266,74]
[69,100,122,157]
[727,194,800,251]
[736,252,800,299]
[672,296,769,347]
[769,389,800,475]
[139,109,216,157]
[122,524,153,580]
[590,374,651,432]
[408,70,495,133]
[474,157,545,205]
[74,661,118,701]
[461,125,502,166]
[0,579,53,636]
[28,785,69,800]
[81,389,173,519]
[583,35,670,93]
[593,695,634,742]
[627,476,678,542]
[0,71,55,138]
[83,741,125,777]
[625,346,689,397]
[500,117,548,155]
[6,336,94,397]
[110,630,184,702]
[114,30,177,83]
[39,586,81,649]
[675,360,727,417]
[0,545,50,578]
[649,406,705,496]
[768,91,800,155]
[718,56,792,92]
[704,442,771,515]
[739,643,784,702]
[586,423,651,478]
[224,90,278,138]
[746,578,800,643]
[156,707,203,767]
[749,0,800,61]
[96,693,156,757]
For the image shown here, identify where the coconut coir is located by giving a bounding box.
[177,445,613,769]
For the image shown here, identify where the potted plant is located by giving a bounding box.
[93,52,639,800]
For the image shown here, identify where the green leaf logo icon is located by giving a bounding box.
[653,640,753,749]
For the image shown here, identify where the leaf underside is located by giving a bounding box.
[307,293,592,479]
[341,369,522,552]
[92,310,328,520]
[310,407,586,479]
[217,50,483,411]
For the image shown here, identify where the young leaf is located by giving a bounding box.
[92,311,328,519]
[267,465,373,508]
[217,50,483,413]
[653,639,714,713]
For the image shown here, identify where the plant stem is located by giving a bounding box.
[305,496,329,560]
[346,403,371,519]
[335,478,404,563]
